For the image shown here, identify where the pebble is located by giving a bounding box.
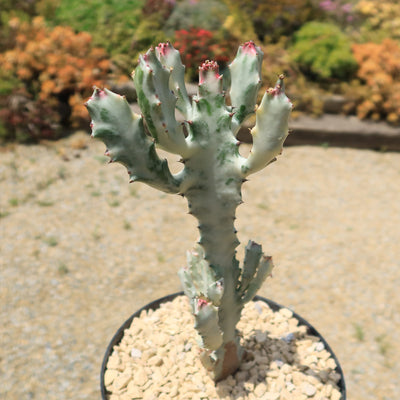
[133,367,148,387]
[315,342,325,352]
[255,331,267,343]
[292,371,306,386]
[254,382,267,397]
[264,393,280,400]
[302,382,317,397]
[113,372,132,390]
[279,308,293,319]
[126,380,142,397]
[282,332,295,343]
[104,369,119,387]
[331,388,342,400]
[130,348,142,359]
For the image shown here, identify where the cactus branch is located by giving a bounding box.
[85,88,181,193]
[156,41,192,119]
[229,41,263,133]
[133,48,189,157]
[241,75,293,176]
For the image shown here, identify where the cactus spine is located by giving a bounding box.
[85,41,292,381]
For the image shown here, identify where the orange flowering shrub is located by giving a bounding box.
[351,39,400,124]
[0,17,111,141]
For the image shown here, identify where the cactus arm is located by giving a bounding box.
[241,75,293,177]
[194,303,223,350]
[228,41,263,134]
[178,247,224,351]
[85,88,181,194]
[178,246,224,305]
[156,42,192,120]
[237,240,263,297]
[133,48,189,157]
[239,252,274,305]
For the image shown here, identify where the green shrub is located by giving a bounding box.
[130,0,174,59]
[289,21,358,81]
[223,0,321,43]
[52,0,143,36]
[47,0,144,74]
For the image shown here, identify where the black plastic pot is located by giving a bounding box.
[101,292,346,399]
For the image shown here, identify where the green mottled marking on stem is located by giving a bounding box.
[137,91,157,139]
[235,105,247,124]
[100,109,111,123]
[198,98,213,116]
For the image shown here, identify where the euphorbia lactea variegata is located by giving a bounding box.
[85,41,292,381]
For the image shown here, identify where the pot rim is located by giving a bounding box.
[101,291,346,399]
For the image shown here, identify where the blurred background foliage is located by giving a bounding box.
[1,0,400,142]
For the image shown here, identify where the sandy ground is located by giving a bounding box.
[1,132,399,399]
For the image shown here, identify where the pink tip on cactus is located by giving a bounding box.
[267,74,286,96]
[197,298,209,309]
[156,41,172,57]
[93,87,107,99]
[199,60,220,84]
[241,41,258,55]
[200,60,219,72]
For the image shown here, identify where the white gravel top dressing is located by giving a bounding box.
[104,295,342,400]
